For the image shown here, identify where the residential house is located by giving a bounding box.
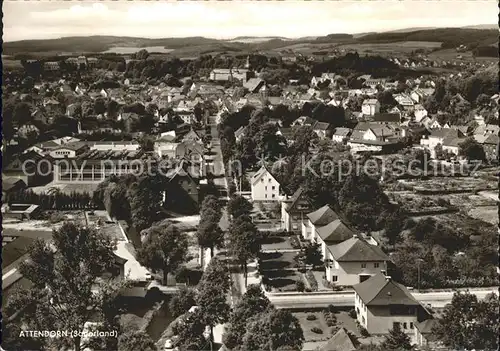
[292,116,316,127]
[478,134,499,161]
[348,123,401,154]
[312,121,332,138]
[420,128,464,158]
[66,103,81,118]
[420,116,442,130]
[319,328,359,351]
[414,104,428,122]
[325,235,390,285]
[154,139,182,158]
[44,61,60,71]
[312,219,356,260]
[394,94,415,110]
[181,129,203,144]
[164,164,199,214]
[301,205,340,241]
[332,128,352,143]
[354,274,429,339]
[177,111,196,125]
[2,177,27,203]
[362,99,380,116]
[17,124,40,139]
[250,165,281,201]
[276,127,294,143]
[281,187,314,232]
[3,151,51,186]
[369,113,402,126]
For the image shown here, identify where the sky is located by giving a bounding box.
[3,1,498,42]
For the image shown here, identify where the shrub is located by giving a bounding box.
[290,236,301,249]
[306,314,317,321]
[327,304,337,313]
[311,327,323,334]
[348,309,357,319]
[49,212,66,224]
[305,287,312,292]
[305,271,318,291]
[296,280,305,292]
[359,326,370,337]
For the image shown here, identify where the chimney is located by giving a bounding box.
[385,276,392,282]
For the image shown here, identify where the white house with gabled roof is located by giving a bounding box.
[251,165,280,201]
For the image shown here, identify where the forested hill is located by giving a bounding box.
[357,28,498,49]
[3,27,497,55]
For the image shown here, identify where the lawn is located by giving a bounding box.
[260,251,303,292]
[293,312,330,342]
[295,310,386,346]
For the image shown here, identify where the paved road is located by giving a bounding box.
[268,288,499,309]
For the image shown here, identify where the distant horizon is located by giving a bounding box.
[3,1,497,42]
[4,23,498,43]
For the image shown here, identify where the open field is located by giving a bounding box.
[398,176,498,193]
[102,46,174,54]
[2,58,23,69]
[336,41,442,53]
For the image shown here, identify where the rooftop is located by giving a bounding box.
[306,205,339,226]
[316,219,355,244]
[328,236,390,262]
[353,273,420,306]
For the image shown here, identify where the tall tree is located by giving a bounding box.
[197,196,224,257]
[223,284,271,349]
[458,137,486,161]
[381,323,412,350]
[228,216,261,286]
[435,292,499,350]
[169,286,197,318]
[241,309,304,351]
[227,195,253,219]
[137,224,189,284]
[184,261,228,339]
[4,223,122,351]
[172,308,211,351]
[118,330,157,351]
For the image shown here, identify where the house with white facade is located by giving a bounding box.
[413,105,428,122]
[281,187,314,232]
[324,235,390,285]
[362,99,380,116]
[301,205,340,241]
[251,165,281,201]
[332,128,352,143]
[354,274,430,340]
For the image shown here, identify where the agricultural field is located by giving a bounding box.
[397,176,498,193]
[336,40,442,54]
